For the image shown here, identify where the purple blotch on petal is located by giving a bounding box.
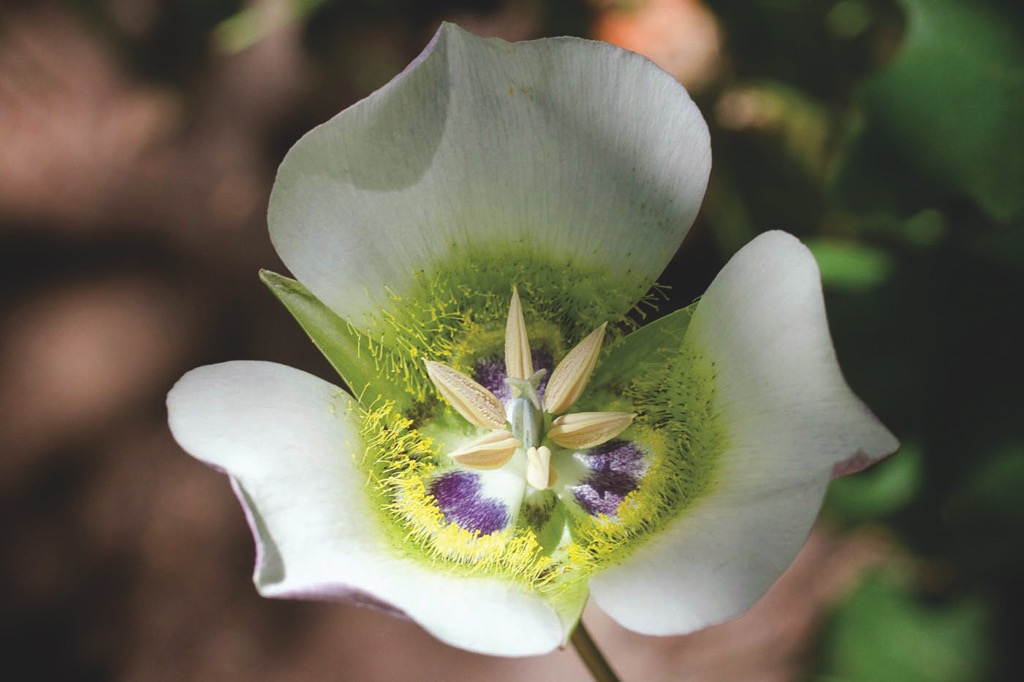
[531,348,553,399]
[430,471,509,535]
[570,440,647,517]
[472,348,554,405]
[473,356,511,402]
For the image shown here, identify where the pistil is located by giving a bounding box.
[506,370,546,449]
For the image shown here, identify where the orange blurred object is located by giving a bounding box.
[593,0,722,92]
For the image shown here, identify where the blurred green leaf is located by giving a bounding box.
[807,237,894,291]
[963,444,1024,524]
[860,0,1024,221]
[950,444,1024,571]
[826,0,873,40]
[825,443,920,522]
[818,573,991,682]
[214,0,327,53]
[899,208,947,247]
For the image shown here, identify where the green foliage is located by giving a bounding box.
[859,0,1024,221]
[807,237,894,291]
[953,444,1024,573]
[817,573,991,681]
[705,0,1024,678]
[215,0,329,53]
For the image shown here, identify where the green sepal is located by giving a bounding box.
[260,270,407,409]
[590,303,697,393]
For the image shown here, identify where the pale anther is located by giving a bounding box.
[450,430,522,469]
[547,411,635,449]
[544,323,607,414]
[424,360,507,430]
[505,287,533,386]
[526,445,556,490]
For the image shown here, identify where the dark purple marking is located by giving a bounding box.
[473,356,511,401]
[429,471,508,535]
[472,348,554,405]
[576,440,647,478]
[570,441,647,517]
[532,348,553,399]
[521,494,557,531]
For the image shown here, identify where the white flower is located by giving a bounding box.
[167,24,897,657]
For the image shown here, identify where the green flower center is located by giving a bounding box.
[344,254,727,618]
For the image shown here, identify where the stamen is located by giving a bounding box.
[505,287,533,383]
[526,445,556,490]
[544,323,607,414]
[449,430,522,469]
[547,412,635,449]
[424,360,507,430]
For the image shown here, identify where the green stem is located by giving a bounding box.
[570,620,621,682]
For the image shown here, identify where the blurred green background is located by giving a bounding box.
[1,0,1021,680]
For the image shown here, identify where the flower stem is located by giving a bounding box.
[570,620,621,682]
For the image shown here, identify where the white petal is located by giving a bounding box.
[269,23,711,329]
[590,231,898,635]
[167,361,562,655]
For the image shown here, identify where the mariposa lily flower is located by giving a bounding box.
[167,24,897,657]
